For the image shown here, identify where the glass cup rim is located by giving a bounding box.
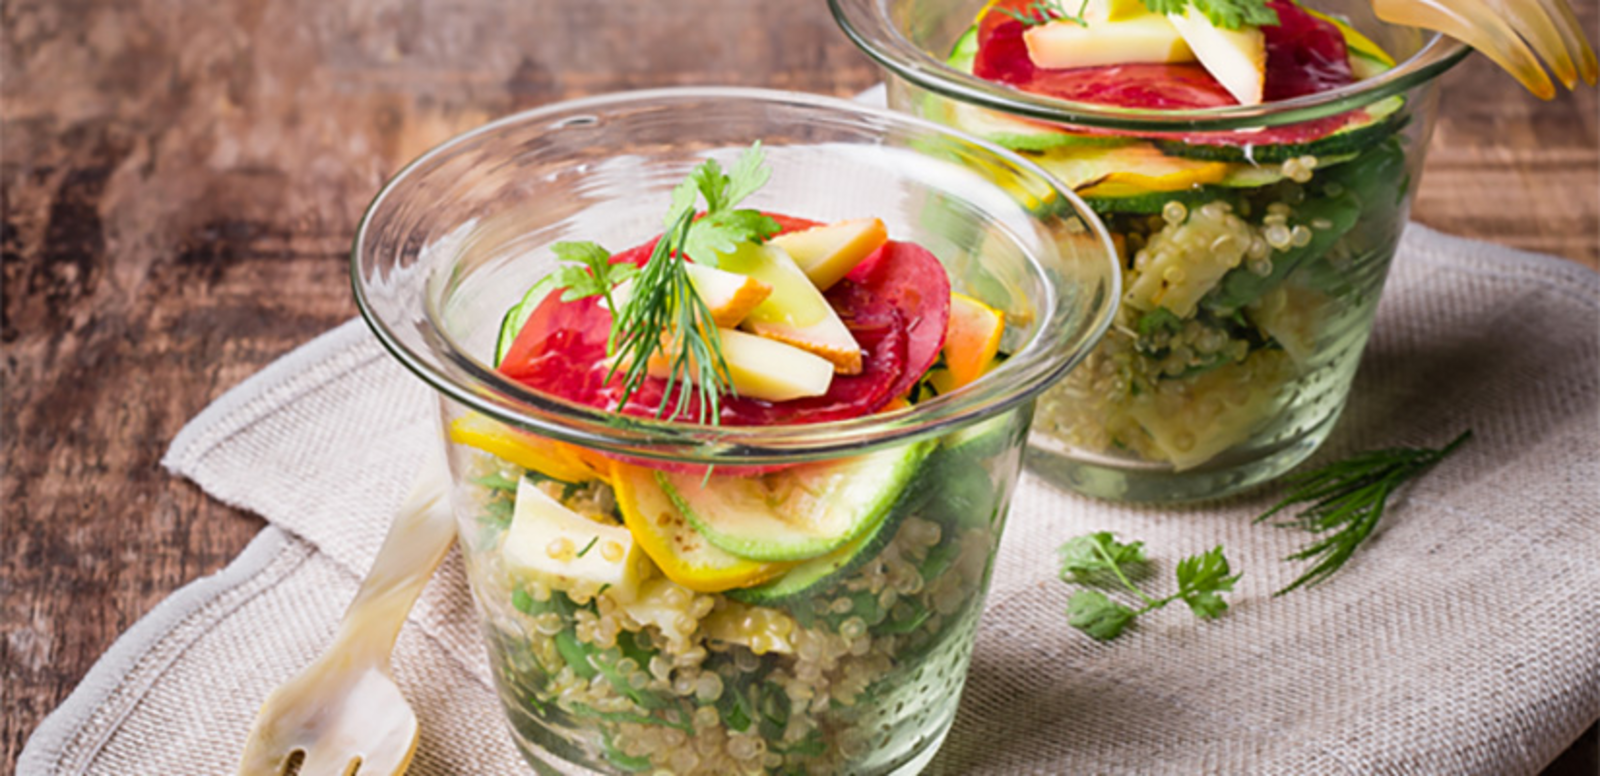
[828,0,1472,131]
[351,86,1122,466]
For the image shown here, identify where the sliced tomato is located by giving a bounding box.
[974,0,1037,85]
[1262,0,1354,100]
[767,213,823,235]
[971,0,1361,146]
[497,220,925,428]
[844,240,951,401]
[615,286,907,426]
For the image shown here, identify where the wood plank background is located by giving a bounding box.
[3,0,1595,772]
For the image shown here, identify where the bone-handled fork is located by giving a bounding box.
[239,449,456,776]
[1372,0,1596,99]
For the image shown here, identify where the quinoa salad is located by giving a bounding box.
[919,0,1419,486]
[454,411,1022,775]
[448,144,1030,774]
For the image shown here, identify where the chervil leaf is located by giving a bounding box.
[552,240,611,270]
[1058,532,1147,584]
[549,241,636,305]
[666,143,780,266]
[1059,535,1240,640]
[684,210,781,265]
[722,142,771,207]
[1174,546,1241,619]
[1066,590,1138,641]
[670,157,729,220]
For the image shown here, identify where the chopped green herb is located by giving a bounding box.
[481,498,513,529]
[718,682,755,732]
[878,600,933,635]
[575,535,600,559]
[570,703,693,733]
[511,587,534,614]
[601,731,654,772]
[1261,430,1472,595]
[1136,307,1183,337]
[471,472,521,492]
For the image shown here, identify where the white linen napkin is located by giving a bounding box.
[19,224,1600,775]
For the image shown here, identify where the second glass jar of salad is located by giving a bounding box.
[353,89,1118,774]
[835,0,1471,501]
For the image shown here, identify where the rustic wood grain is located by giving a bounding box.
[2,0,1595,773]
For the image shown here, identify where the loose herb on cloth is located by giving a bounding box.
[1058,533,1240,640]
[1261,430,1473,595]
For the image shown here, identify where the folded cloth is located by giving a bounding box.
[19,225,1600,775]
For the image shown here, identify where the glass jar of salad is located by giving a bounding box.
[834,0,1471,501]
[352,88,1119,775]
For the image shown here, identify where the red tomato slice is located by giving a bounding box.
[497,293,611,399]
[496,218,928,429]
[1025,63,1238,110]
[1263,0,1354,101]
[971,0,1361,146]
[844,241,951,401]
[974,1,1038,85]
[613,285,907,426]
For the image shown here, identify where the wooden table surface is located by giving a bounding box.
[3,1,1596,772]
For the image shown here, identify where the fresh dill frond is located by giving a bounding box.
[1260,430,1473,595]
[606,209,733,424]
[545,143,780,425]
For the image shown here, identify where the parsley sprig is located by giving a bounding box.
[1260,430,1472,595]
[1059,533,1240,641]
[542,143,780,424]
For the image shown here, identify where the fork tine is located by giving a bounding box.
[345,740,418,776]
[1373,0,1556,98]
[1538,0,1599,84]
[1482,0,1579,87]
[294,747,361,776]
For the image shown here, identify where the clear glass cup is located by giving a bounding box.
[352,88,1119,775]
[833,0,1471,502]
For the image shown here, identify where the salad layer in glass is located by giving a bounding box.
[836,0,1466,501]
[381,121,1115,775]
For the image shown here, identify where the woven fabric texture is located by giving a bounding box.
[19,225,1600,776]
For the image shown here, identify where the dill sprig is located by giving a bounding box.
[606,208,732,424]
[1260,430,1473,595]
[529,143,779,424]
